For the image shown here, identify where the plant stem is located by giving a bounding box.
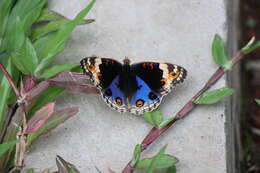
[0,63,20,97]
[121,52,244,173]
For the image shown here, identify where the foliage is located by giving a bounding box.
[0,0,96,171]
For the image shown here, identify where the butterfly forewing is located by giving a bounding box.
[81,57,127,112]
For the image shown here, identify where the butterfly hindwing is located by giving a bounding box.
[129,76,162,115]
[102,75,127,113]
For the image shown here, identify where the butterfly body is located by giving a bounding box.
[81,57,187,115]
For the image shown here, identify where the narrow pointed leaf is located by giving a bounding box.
[28,86,64,117]
[24,102,55,134]
[194,88,235,104]
[255,99,260,106]
[212,34,229,67]
[36,8,66,22]
[0,59,13,130]
[32,19,95,41]
[0,140,17,156]
[24,81,50,102]
[0,0,15,38]
[27,107,79,145]
[34,0,96,76]
[11,37,39,74]
[3,0,46,51]
[131,144,142,167]
[40,63,79,79]
[47,71,99,94]
[4,16,25,52]
[241,37,260,54]
[56,155,80,173]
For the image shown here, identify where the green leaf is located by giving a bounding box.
[39,63,79,79]
[144,109,163,128]
[0,0,15,37]
[241,37,260,54]
[28,86,64,118]
[3,0,47,51]
[11,38,39,74]
[255,99,260,106]
[165,166,177,173]
[136,145,178,173]
[36,8,66,23]
[131,144,142,167]
[158,117,175,129]
[3,16,25,52]
[25,168,36,173]
[6,0,47,34]
[212,34,229,68]
[32,19,94,41]
[0,140,17,156]
[0,59,13,130]
[194,88,235,105]
[34,0,96,76]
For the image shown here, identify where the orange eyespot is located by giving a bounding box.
[136,99,144,107]
[160,79,166,86]
[115,97,123,106]
[87,64,95,71]
[169,71,180,79]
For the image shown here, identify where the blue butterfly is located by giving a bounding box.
[81,57,187,115]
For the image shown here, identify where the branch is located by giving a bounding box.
[121,52,244,173]
[0,63,21,97]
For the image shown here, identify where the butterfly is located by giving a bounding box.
[80,56,187,115]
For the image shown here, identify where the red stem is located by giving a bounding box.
[121,53,243,173]
[0,63,21,97]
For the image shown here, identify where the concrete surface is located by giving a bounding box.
[25,0,227,172]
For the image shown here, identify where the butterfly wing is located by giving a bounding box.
[129,61,187,114]
[129,76,162,114]
[81,57,127,112]
[131,62,187,95]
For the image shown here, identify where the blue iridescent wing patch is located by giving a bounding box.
[129,76,162,114]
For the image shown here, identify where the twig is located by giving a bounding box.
[0,63,21,97]
[121,52,244,173]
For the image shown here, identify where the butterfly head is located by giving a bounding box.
[123,57,131,65]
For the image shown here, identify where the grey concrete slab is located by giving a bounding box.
[25,0,227,172]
